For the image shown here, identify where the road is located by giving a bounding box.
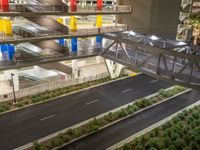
[61,90,200,150]
[0,74,171,150]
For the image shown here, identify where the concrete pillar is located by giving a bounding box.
[96,56,101,64]
[72,60,78,78]
[117,0,182,39]
[105,59,124,78]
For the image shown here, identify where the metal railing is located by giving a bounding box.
[72,5,132,13]
[0,72,109,102]
[0,24,127,42]
[7,4,131,13]
[9,4,68,12]
[102,31,200,90]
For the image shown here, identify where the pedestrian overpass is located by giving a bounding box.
[0,30,199,90]
[101,31,200,90]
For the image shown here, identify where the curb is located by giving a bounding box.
[107,96,200,150]
[0,75,131,116]
[15,86,188,150]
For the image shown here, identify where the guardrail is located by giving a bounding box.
[69,24,127,35]
[0,72,109,102]
[0,24,127,42]
[7,4,131,13]
[9,4,68,12]
[73,5,132,13]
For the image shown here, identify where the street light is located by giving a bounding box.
[11,73,16,104]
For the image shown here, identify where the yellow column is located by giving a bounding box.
[96,15,102,28]
[0,18,12,35]
[70,16,77,32]
[57,18,64,24]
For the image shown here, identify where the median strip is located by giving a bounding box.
[17,86,188,150]
[111,100,200,150]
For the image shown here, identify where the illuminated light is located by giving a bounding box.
[176,41,187,46]
[129,31,136,36]
[149,35,159,40]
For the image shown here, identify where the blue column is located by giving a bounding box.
[8,44,15,60]
[58,38,65,46]
[96,35,102,49]
[71,37,78,52]
[0,44,15,60]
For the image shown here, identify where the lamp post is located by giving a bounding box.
[11,73,16,104]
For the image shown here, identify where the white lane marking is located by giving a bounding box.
[86,99,99,105]
[40,114,56,121]
[121,88,132,93]
[150,79,159,84]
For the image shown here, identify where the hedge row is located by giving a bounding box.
[30,86,187,150]
[119,99,200,150]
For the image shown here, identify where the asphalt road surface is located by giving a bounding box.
[61,90,200,150]
[0,74,171,150]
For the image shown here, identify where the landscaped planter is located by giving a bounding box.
[28,86,187,150]
[118,102,200,150]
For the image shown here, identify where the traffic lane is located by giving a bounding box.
[0,74,169,126]
[61,90,200,150]
[0,75,171,150]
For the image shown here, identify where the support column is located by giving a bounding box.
[96,0,103,48]
[70,0,79,78]
[70,0,78,52]
[105,59,124,79]
[0,18,15,62]
[57,18,65,46]
[72,60,78,78]
[0,17,12,35]
[0,0,9,12]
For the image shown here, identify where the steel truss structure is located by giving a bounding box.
[101,31,200,90]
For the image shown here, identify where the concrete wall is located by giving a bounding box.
[117,0,182,39]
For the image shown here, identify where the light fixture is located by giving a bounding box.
[149,35,159,40]
[176,41,186,46]
[129,31,136,36]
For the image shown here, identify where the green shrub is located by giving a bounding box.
[0,104,9,113]
[32,141,44,150]
[183,147,192,150]
[173,139,185,150]
[135,145,144,150]
[168,145,177,150]
[162,137,171,147]
[190,141,198,150]
[122,143,132,150]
